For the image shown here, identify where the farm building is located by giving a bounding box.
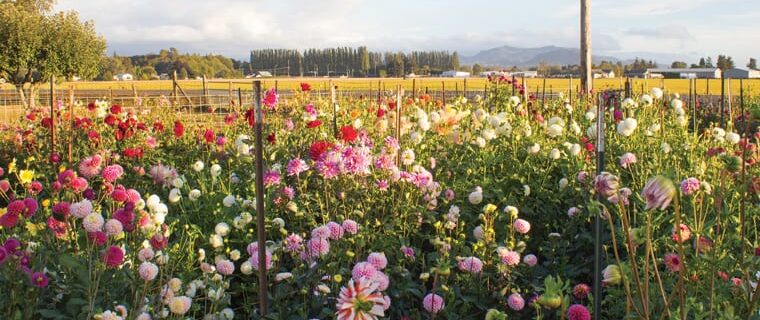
[246,71,273,78]
[510,71,538,78]
[647,68,721,79]
[113,73,133,81]
[592,69,615,78]
[625,69,651,78]
[442,70,470,78]
[479,71,508,77]
[724,68,760,79]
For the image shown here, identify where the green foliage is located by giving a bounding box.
[100,48,244,80]
[0,1,105,85]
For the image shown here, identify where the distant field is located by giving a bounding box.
[2,77,758,95]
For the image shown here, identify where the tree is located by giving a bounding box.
[748,58,757,70]
[0,1,106,106]
[358,46,370,76]
[472,63,483,75]
[451,52,460,70]
[716,55,734,70]
[671,61,687,68]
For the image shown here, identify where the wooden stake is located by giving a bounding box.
[50,76,56,166]
[330,82,337,138]
[68,86,74,162]
[252,80,268,316]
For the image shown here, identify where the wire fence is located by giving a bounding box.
[0,80,749,125]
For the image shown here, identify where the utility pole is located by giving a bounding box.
[580,0,592,95]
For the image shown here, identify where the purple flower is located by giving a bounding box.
[263,170,281,186]
[680,177,700,196]
[641,175,676,210]
[30,271,49,288]
[592,172,619,197]
[619,152,637,168]
[286,158,309,176]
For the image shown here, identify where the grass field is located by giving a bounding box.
[2,77,759,95]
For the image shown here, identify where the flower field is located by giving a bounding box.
[0,79,758,319]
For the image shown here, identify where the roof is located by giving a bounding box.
[648,68,719,73]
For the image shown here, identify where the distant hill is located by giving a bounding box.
[462,45,620,67]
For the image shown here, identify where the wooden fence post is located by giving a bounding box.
[442,81,446,103]
[172,71,179,107]
[132,83,139,113]
[237,88,242,113]
[228,81,233,111]
[202,75,209,111]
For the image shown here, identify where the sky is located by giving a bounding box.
[57,0,760,65]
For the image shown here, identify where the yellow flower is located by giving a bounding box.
[333,274,343,283]
[58,166,67,173]
[25,222,45,236]
[7,159,16,173]
[0,208,6,217]
[19,170,34,184]
[483,204,497,214]
[42,199,51,208]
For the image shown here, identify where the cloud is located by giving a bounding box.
[597,0,719,17]
[625,25,693,40]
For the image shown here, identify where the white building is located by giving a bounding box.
[441,70,470,78]
[647,68,721,79]
[724,68,760,79]
[510,71,538,78]
[113,73,134,81]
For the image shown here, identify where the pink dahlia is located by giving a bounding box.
[514,219,531,234]
[311,225,331,240]
[138,262,159,281]
[641,175,676,210]
[263,170,281,186]
[367,252,388,270]
[500,250,520,266]
[30,271,49,288]
[103,246,125,268]
[422,293,445,313]
[307,238,330,257]
[352,262,377,280]
[342,219,358,235]
[286,158,309,176]
[326,221,345,241]
[78,155,102,178]
[567,304,591,320]
[457,256,484,273]
[249,250,273,271]
[664,253,682,272]
[283,233,303,253]
[593,172,620,197]
[216,259,235,275]
[335,278,386,320]
[508,293,525,310]
[573,283,591,300]
[262,88,278,109]
[523,254,538,267]
[619,152,637,168]
[671,224,691,243]
[680,177,700,196]
[102,164,124,182]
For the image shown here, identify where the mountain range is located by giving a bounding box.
[461,45,622,67]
